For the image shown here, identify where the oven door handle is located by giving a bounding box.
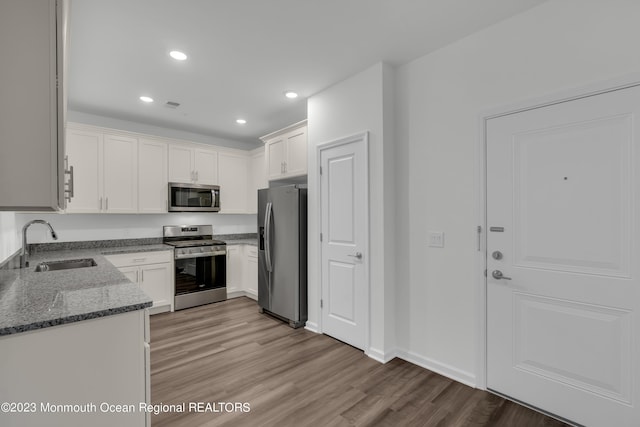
[265,201,273,272]
[175,251,226,260]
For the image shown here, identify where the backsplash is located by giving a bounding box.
[15,213,257,244]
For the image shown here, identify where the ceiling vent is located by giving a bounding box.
[165,101,180,109]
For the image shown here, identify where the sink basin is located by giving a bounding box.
[34,258,97,272]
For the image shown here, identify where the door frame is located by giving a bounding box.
[316,131,370,353]
[475,72,640,390]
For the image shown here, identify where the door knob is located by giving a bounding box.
[348,252,363,260]
[492,270,511,280]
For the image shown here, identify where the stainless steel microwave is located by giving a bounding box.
[168,183,220,212]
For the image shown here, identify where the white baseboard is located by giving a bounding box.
[227,289,257,300]
[366,347,397,364]
[304,321,320,333]
[396,349,476,388]
[226,290,244,299]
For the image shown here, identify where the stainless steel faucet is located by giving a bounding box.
[20,220,58,268]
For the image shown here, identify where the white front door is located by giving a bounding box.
[320,133,368,350]
[486,85,640,426]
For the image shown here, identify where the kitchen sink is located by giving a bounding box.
[34,258,97,272]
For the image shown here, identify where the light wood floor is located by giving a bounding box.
[150,297,569,427]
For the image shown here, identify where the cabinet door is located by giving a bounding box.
[218,152,248,213]
[246,246,258,300]
[194,148,218,185]
[285,127,307,177]
[266,138,286,180]
[168,145,193,183]
[65,129,102,213]
[138,139,167,213]
[226,245,243,294]
[0,0,63,211]
[103,134,138,213]
[119,266,139,284]
[140,263,172,312]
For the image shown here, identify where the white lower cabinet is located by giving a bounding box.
[0,310,149,427]
[105,251,174,314]
[245,245,258,300]
[226,245,243,297]
[226,244,258,300]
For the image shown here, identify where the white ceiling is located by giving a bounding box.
[68,0,546,147]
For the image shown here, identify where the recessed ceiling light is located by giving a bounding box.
[139,96,154,103]
[169,50,187,61]
[236,119,247,124]
[284,91,298,99]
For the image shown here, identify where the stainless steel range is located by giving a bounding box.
[163,225,227,310]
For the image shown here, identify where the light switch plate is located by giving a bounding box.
[428,231,444,248]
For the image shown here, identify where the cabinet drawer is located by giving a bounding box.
[105,250,172,268]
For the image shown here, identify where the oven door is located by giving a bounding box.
[175,253,226,295]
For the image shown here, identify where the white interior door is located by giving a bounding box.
[486,85,640,427]
[320,133,368,350]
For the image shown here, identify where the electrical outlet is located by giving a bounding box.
[428,231,444,248]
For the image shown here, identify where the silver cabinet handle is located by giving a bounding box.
[136,270,139,283]
[99,197,103,210]
[348,252,363,260]
[141,270,144,282]
[492,270,511,280]
[64,155,74,202]
[105,197,109,211]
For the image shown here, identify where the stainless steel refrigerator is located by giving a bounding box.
[258,185,307,328]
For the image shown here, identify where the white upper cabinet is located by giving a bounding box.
[285,127,307,176]
[0,0,69,211]
[65,129,102,213]
[261,120,308,181]
[218,151,248,213]
[168,145,218,185]
[266,137,286,181]
[103,134,138,213]
[65,126,137,213]
[194,148,218,185]
[167,145,192,183]
[64,122,288,215]
[138,139,168,213]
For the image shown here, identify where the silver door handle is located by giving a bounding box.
[264,202,273,272]
[492,270,511,280]
[348,252,362,260]
[105,197,109,211]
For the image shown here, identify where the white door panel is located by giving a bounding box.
[320,133,368,350]
[103,135,137,213]
[486,85,640,426]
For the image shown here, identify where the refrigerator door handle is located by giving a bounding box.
[265,202,273,272]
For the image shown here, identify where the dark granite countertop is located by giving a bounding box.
[216,233,257,246]
[0,243,172,336]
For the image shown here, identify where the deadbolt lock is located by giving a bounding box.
[492,251,503,260]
